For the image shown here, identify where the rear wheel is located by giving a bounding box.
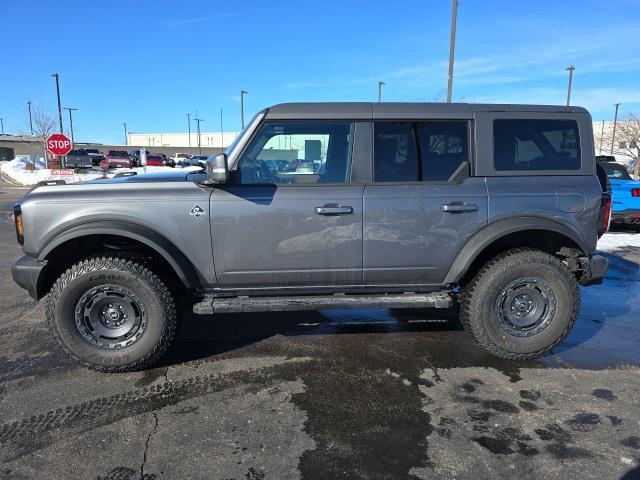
[459,249,579,360]
[46,255,177,372]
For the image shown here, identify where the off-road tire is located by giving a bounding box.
[46,255,177,372]
[459,248,579,360]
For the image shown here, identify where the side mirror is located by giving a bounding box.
[206,153,228,183]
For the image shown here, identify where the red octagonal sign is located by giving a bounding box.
[46,133,72,156]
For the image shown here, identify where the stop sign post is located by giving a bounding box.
[46,133,72,168]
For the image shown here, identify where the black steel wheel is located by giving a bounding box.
[75,284,148,349]
[493,277,556,338]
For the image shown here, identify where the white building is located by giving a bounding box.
[127,131,239,149]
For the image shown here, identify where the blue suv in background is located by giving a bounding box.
[598,156,640,229]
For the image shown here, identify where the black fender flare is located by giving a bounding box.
[38,220,202,289]
[443,216,589,284]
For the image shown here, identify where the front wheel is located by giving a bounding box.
[459,248,579,360]
[46,255,177,372]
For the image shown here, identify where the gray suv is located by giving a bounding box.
[11,103,610,371]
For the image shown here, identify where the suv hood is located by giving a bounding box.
[82,170,206,184]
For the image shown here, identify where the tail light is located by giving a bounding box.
[602,196,612,233]
[632,188,640,197]
[14,205,24,245]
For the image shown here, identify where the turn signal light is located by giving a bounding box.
[14,205,24,245]
[632,188,640,197]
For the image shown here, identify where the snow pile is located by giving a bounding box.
[597,233,640,253]
[0,156,202,186]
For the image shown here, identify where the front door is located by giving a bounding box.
[210,120,363,290]
[363,120,488,286]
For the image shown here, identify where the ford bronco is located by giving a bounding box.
[11,103,610,371]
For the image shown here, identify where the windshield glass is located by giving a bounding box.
[601,162,632,180]
[225,114,260,155]
[109,151,128,158]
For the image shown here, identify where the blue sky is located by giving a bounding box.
[2,0,640,144]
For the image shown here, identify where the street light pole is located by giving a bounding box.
[194,116,203,154]
[51,73,64,134]
[186,113,191,147]
[27,101,33,135]
[446,0,459,103]
[611,103,621,155]
[377,81,385,102]
[565,65,575,106]
[63,107,77,147]
[240,90,248,129]
[123,122,128,146]
[599,120,605,155]
[220,108,224,150]
[0,117,4,134]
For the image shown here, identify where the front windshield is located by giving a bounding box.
[225,114,259,155]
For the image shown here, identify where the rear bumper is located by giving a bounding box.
[578,254,608,286]
[611,208,640,225]
[11,255,46,300]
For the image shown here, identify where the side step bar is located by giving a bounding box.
[193,292,453,315]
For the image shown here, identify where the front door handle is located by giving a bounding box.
[441,203,478,213]
[315,205,353,215]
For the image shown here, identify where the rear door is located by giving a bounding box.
[210,120,364,290]
[363,120,488,286]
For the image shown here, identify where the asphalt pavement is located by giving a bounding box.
[0,181,639,480]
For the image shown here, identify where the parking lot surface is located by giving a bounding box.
[0,181,639,480]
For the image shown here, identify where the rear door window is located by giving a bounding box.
[373,122,418,182]
[416,121,469,181]
[493,119,581,171]
[374,121,469,182]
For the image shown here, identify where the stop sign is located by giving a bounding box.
[46,133,72,156]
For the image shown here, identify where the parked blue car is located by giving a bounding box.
[600,160,640,229]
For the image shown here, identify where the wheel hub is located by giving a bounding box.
[494,277,556,337]
[74,285,147,349]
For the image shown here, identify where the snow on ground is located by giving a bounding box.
[598,232,640,252]
[0,156,201,186]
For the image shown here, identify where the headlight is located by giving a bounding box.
[14,205,24,245]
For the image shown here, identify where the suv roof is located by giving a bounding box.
[263,102,589,120]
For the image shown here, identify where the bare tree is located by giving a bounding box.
[14,103,56,167]
[603,111,640,178]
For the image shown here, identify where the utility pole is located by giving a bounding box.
[51,73,64,134]
[194,116,203,154]
[565,66,575,106]
[123,122,128,146]
[611,103,621,155]
[0,117,4,134]
[220,108,224,150]
[240,90,248,129]
[27,101,33,135]
[599,120,605,155]
[377,81,385,102]
[186,113,192,147]
[63,107,77,147]
[446,0,459,103]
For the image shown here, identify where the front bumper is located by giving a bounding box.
[578,254,608,286]
[11,255,46,300]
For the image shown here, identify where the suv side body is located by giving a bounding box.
[11,102,608,371]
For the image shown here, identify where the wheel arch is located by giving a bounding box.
[444,217,589,285]
[36,221,202,298]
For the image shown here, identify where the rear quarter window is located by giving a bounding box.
[493,119,581,171]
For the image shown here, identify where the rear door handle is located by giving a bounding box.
[441,203,478,213]
[315,205,353,215]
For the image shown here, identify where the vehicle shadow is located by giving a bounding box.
[158,306,465,367]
